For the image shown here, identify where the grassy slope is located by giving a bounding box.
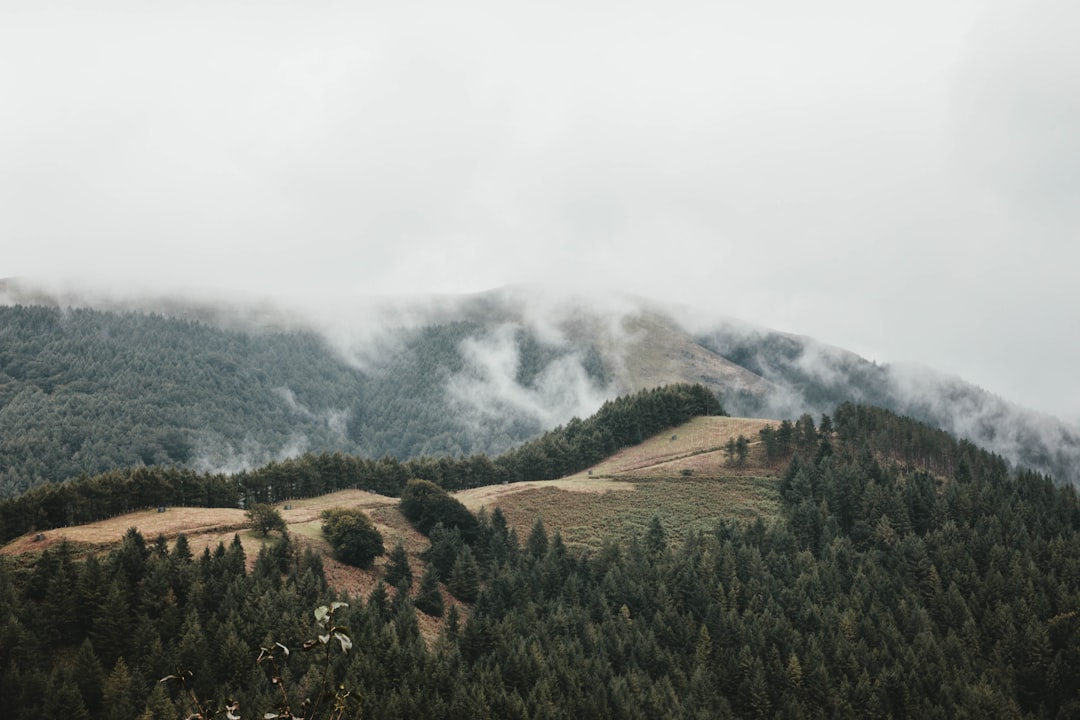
[456,416,781,550]
[1,415,782,578]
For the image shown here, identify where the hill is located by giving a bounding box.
[2,279,1078,493]
[1,416,778,560]
[457,416,780,549]
[2,402,1080,718]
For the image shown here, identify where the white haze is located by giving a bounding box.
[3,0,1079,424]
[448,323,612,431]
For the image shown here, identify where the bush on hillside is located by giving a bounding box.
[399,479,479,541]
[321,508,385,569]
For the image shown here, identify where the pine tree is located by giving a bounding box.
[138,682,178,720]
[90,581,132,668]
[385,542,413,591]
[101,657,140,720]
[527,517,549,558]
[415,565,444,617]
[42,673,91,720]
[645,515,667,557]
[448,546,481,603]
[735,435,750,466]
[72,638,106,715]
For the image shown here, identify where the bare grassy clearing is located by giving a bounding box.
[488,476,779,551]
[459,417,782,551]
[0,507,250,557]
[587,416,777,477]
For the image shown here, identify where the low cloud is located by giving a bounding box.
[191,432,311,476]
[447,322,611,438]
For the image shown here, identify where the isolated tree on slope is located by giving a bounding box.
[246,503,287,537]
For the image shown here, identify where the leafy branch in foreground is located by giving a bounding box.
[163,602,357,720]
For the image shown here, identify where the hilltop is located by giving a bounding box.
[1,416,780,579]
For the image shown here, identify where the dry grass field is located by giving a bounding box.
[2,415,783,591]
[456,416,783,550]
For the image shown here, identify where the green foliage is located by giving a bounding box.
[526,517,548,558]
[384,542,412,590]
[320,508,385,569]
[423,524,466,579]
[0,307,613,496]
[644,515,667,556]
[414,565,444,618]
[0,383,725,544]
[245,502,287,537]
[493,383,725,483]
[11,390,1080,717]
[399,479,479,540]
[447,546,481,603]
[723,434,750,466]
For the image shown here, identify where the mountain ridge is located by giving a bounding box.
[1,277,1077,488]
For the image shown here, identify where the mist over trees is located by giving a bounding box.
[0,306,610,496]
[697,326,1080,484]
[2,296,1078,497]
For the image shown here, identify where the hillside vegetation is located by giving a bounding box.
[0,383,723,544]
[1,416,777,560]
[4,290,1080,495]
[0,304,609,495]
[2,404,1079,718]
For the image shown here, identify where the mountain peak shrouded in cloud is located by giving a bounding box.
[4,2,1080,421]
[2,276,1078,487]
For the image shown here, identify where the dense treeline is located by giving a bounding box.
[0,530,338,718]
[0,384,723,544]
[0,305,609,495]
[3,405,1080,717]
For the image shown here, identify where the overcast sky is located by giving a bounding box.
[2,0,1078,421]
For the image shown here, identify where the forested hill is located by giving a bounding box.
[3,287,1079,493]
[0,384,722,543]
[0,304,610,496]
[3,404,1080,718]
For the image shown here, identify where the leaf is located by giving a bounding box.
[319,633,330,645]
[334,631,353,653]
[331,601,349,611]
[275,641,290,656]
[314,605,329,623]
[302,639,319,650]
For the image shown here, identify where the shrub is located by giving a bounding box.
[321,508,385,569]
[399,479,479,541]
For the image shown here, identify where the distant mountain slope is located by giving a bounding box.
[695,323,1080,485]
[0,306,611,495]
[2,278,1078,491]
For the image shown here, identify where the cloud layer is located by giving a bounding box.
[3,0,1077,419]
